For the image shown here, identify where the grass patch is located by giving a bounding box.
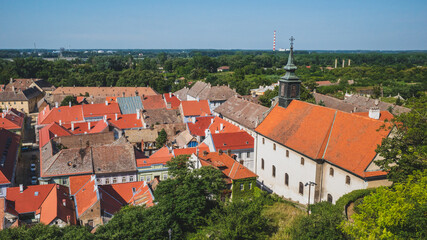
[262,201,304,240]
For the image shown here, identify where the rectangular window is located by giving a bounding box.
[273,143,276,150]
[286,150,289,157]
[163,174,168,180]
[129,176,134,182]
[105,178,110,184]
[300,157,304,165]
[97,178,102,184]
[247,152,250,158]
[122,176,127,182]
[139,176,144,181]
[249,182,252,190]
[262,138,265,144]
[238,152,242,159]
[62,178,68,185]
[261,159,264,170]
[112,177,117,184]
[240,183,244,190]
[146,176,151,182]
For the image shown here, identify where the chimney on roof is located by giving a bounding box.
[369,107,380,120]
[169,92,172,98]
[69,101,71,107]
[55,102,58,108]
[71,122,74,131]
[105,100,108,106]
[220,123,223,130]
[9,78,13,84]
[12,86,15,92]
[19,184,23,193]
[191,116,196,123]
[59,120,62,126]
[62,199,66,207]
[88,121,91,129]
[137,109,141,119]
[103,115,107,123]
[115,113,118,121]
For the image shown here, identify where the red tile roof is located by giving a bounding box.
[211,132,254,151]
[256,100,391,178]
[0,109,24,130]
[6,184,76,225]
[38,123,72,148]
[142,95,166,110]
[181,100,211,117]
[172,143,210,157]
[69,175,98,217]
[137,146,173,168]
[82,102,120,118]
[0,129,21,184]
[198,152,257,180]
[99,181,154,214]
[38,105,84,125]
[353,111,394,122]
[187,116,214,136]
[52,86,157,98]
[208,116,242,134]
[163,93,181,109]
[106,113,143,129]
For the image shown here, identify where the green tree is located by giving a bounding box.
[290,202,347,240]
[375,95,427,183]
[341,170,427,239]
[60,95,78,106]
[155,128,167,148]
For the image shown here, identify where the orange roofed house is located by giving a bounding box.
[1,184,76,229]
[68,175,154,229]
[254,42,392,205]
[190,151,257,200]
[179,100,212,123]
[0,129,21,197]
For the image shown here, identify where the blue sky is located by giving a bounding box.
[0,0,426,50]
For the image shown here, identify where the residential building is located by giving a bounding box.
[180,100,211,123]
[0,87,43,113]
[116,96,143,114]
[344,94,410,115]
[163,92,181,110]
[190,151,257,200]
[187,116,215,143]
[213,96,268,137]
[1,184,76,228]
[69,175,154,229]
[203,130,255,171]
[124,128,158,154]
[142,95,166,110]
[254,41,392,205]
[250,83,278,96]
[0,129,21,197]
[185,81,238,110]
[0,108,25,135]
[174,87,190,101]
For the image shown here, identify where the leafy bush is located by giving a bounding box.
[335,188,377,212]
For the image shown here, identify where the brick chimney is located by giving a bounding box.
[369,107,380,120]
[115,113,118,121]
[19,184,23,193]
[105,100,108,106]
[71,122,74,131]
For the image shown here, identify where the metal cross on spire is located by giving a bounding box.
[289,36,295,48]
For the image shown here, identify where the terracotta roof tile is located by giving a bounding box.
[137,146,173,168]
[187,116,214,136]
[142,95,166,110]
[180,100,211,117]
[172,143,210,157]
[198,152,257,180]
[52,87,157,98]
[70,175,98,217]
[211,131,254,151]
[163,93,181,109]
[0,108,24,130]
[106,114,143,130]
[353,111,394,122]
[209,116,242,134]
[0,129,21,184]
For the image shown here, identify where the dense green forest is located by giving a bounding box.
[0,51,426,100]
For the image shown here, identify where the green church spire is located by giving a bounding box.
[278,36,302,108]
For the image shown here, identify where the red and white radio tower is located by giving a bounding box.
[273,30,276,51]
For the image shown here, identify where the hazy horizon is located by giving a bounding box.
[1,0,426,50]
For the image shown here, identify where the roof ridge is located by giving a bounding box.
[72,176,94,196]
[99,186,125,206]
[127,183,145,204]
[321,110,337,159]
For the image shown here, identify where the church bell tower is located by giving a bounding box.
[278,36,301,108]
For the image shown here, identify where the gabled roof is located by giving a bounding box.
[211,132,254,151]
[99,181,154,214]
[256,100,392,178]
[198,152,257,180]
[117,96,143,114]
[174,129,196,148]
[38,122,73,148]
[142,95,166,110]
[5,79,40,91]
[143,108,182,126]
[82,102,120,119]
[209,116,242,134]
[187,116,214,137]
[0,109,24,130]
[69,175,98,217]
[163,93,181,109]
[214,96,269,130]
[61,121,107,135]
[344,95,410,115]
[180,100,211,117]
[5,184,76,225]
[137,146,173,168]
[0,129,21,184]
[106,113,143,130]
[187,81,238,102]
[38,105,84,125]
[0,87,42,101]
[124,129,158,143]
[174,87,189,101]
[313,92,355,113]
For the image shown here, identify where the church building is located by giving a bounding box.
[254,37,392,205]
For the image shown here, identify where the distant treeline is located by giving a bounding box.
[0,52,426,98]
